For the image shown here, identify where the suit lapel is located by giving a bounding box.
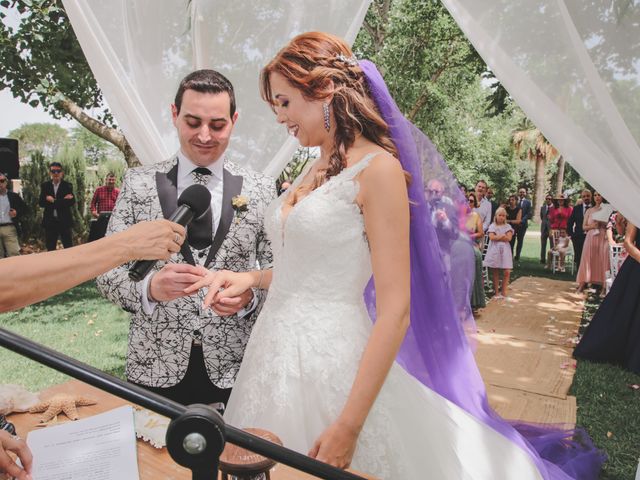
[156,161,196,266]
[205,168,243,267]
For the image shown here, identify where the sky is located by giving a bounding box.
[0,89,77,138]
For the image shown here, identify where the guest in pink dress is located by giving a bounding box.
[483,207,514,299]
[576,192,610,292]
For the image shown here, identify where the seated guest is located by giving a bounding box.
[546,229,571,271]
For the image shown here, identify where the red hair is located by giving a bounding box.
[261,32,397,203]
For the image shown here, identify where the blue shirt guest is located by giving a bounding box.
[0,172,27,257]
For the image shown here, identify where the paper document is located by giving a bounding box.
[27,405,139,480]
[590,203,613,223]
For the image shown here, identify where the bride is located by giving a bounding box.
[187,32,601,479]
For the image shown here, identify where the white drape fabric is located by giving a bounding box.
[442,0,640,226]
[62,0,370,176]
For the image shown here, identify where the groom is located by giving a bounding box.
[97,70,276,408]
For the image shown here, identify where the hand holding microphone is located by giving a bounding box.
[129,184,211,281]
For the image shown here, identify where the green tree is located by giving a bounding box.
[0,0,138,165]
[354,0,519,192]
[512,119,559,222]
[7,122,68,159]
[355,0,485,123]
[18,149,48,242]
[70,126,124,166]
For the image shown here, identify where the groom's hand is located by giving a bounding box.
[149,264,207,302]
[211,289,254,316]
[185,269,254,313]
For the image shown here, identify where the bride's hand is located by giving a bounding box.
[184,268,254,310]
[308,419,360,469]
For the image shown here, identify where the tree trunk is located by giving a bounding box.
[533,152,546,223]
[555,155,565,196]
[58,94,141,167]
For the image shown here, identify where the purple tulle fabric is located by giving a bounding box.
[360,60,604,480]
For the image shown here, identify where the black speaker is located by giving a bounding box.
[0,138,19,180]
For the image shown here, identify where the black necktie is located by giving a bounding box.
[188,167,213,250]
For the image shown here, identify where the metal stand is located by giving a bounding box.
[0,328,365,480]
[166,404,225,480]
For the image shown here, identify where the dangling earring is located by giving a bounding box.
[322,102,330,132]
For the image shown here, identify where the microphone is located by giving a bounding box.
[129,183,211,281]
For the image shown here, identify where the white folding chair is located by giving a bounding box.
[549,230,574,274]
[605,244,626,294]
[550,230,562,273]
[481,232,491,289]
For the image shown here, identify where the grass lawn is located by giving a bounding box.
[0,281,128,390]
[510,229,640,479]
[1,230,638,478]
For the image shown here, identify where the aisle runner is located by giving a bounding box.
[474,277,582,425]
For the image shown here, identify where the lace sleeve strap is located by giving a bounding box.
[340,152,382,181]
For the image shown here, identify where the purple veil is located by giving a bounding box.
[359,60,604,480]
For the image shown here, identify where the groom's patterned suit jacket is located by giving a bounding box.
[97,157,276,389]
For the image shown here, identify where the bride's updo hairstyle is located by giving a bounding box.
[260,32,397,196]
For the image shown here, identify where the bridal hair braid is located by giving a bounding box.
[260,32,397,197]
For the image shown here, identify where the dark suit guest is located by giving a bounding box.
[567,189,592,268]
[486,187,498,222]
[506,195,522,254]
[539,194,553,263]
[0,172,27,257]
[39,162,75,251]
[514,187,532,261]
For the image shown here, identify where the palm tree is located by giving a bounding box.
[512,119,559,222]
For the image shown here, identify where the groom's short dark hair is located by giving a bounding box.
[174,69,236,117]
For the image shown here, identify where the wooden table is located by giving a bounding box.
[8,380,373,479]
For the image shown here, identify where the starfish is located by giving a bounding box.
[29,393,96,423]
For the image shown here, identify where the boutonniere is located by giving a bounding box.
[231,195,249,213]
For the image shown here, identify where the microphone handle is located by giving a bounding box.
[128,205,195,282]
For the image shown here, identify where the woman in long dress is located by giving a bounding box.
[188,32,602,479]
[465,192,486,309]
[574,223,640,373]
[576,192,610,292]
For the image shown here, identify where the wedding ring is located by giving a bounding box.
[174,233,181,244]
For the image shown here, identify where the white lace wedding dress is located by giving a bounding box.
[224,154,542,479]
